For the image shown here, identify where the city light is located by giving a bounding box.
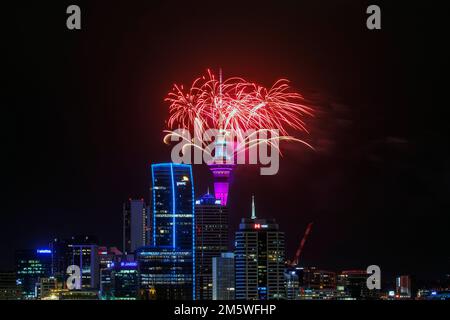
[120,262,138,267]
[36,249,51,254]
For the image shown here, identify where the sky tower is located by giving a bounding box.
[165,68,313,206]
[208,68,235,206]
[208,162,234,206]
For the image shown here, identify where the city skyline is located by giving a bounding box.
[3,160,448,300]
[3,161,448,298]
[3,0,448,294]
[2,158,447,285]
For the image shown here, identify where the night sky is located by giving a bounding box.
[3,1,448,284]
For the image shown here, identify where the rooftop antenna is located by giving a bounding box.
[207,187,210,195]
[219,67,223,107]
[251,194,256,219]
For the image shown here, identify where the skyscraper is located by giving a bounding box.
[69,244,99,289]
[195,191,229,300]
[212,252,235,300]
[15,249,52,299]
[49,235,98,281]
[123,198,148,254]
[208,130,235,206]
[234,196,286,300]
[208,163,234,207]
[137,163,195,300]
[151,163,195,250]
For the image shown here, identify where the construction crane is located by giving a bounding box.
[289,222,314,267]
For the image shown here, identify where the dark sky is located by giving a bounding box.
[3,1,448,285]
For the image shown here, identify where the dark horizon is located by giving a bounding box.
[3,0,448,286]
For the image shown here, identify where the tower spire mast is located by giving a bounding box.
[251,195,256,219]
[219,67,223,107]
[208,67,234,206]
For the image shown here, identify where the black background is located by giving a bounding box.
[2,0,448,287]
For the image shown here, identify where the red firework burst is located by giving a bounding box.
[165,69,313,137]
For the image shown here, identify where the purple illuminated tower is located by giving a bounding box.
[208,69,235,206]
[208,164,234,206]
[208,131,235,206]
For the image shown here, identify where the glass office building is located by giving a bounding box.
[195,192,229,300]
[234,198,286,300]
[15,249,52,299]
[137,163,195,300]
[151,163,195,250]
[212,252,235,300]
[137,248,194,300]
[123,199,148,254]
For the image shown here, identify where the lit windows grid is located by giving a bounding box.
[148,163,195,299]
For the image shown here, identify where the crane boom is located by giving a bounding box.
[292,222,313,266]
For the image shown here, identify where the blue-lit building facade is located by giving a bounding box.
[137,163,195,300]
